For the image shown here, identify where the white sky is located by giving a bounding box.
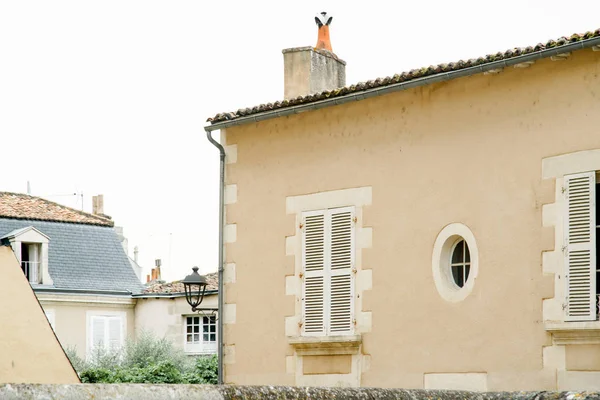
[1,1,599,282]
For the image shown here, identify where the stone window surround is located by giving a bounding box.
[284,186,373,387]
[542,149,600,342]
[432,223,479,303]
[541,149,600,390]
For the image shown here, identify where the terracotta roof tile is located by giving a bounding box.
[0,192,113,227]
[207,29,600,124]
[143,272,219,294]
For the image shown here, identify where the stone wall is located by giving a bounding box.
[0,384,598,400]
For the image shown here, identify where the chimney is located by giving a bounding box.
[282,12,346,100]
[92,195,104,215]
[154,259,162,281]
[134,246,139,263]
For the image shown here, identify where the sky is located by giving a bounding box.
[1,0,599,282]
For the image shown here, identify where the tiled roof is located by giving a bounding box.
[208,29,600,124]
[142,272,219,294]
[0,218,144,293]
[0,192,113,227]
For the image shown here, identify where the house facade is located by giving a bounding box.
[135,274,219,356]
[0,191,220,360]
[205,25,600,390]
[0,192,142,359]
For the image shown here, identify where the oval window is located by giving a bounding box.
[450,239,470,288]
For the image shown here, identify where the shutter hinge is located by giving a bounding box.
[352,318,357,326]
[352,268,357,274]
[561,245,567,253]
[299,222,304,229]
[299,272,304,278]
[353,216,357,224]
[561,186,566,194]
[298,321,303,328]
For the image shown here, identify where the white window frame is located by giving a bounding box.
[86,310,126,358]
[301,206,355,337]
[183,314,218,354]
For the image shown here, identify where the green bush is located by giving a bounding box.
[67,331,218,384]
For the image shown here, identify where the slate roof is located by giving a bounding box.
[0,218,143,294]
[207,28,600,124]
[0,192,113,227]
[142,272,219,295]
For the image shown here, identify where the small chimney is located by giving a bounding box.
[92,195,104,215]
[134,246,139,263]
[282,12,346,100]
[155,259,162,281]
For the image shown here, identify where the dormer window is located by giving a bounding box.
[0,226,52,286]
[21,242,42,284]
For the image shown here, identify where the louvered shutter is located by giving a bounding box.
[328,207,354,334]
[564,172,597,321]
[302,211,326,336]
[107,317,122,350]
[91,316,106,351]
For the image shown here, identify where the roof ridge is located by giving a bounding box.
[0,191,114,227]
[207,27,600,124]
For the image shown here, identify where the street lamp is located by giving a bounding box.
[182,267,208,312]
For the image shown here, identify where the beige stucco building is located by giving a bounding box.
[0,246,79,383]
[205,25,600,391]
[135,278,219,355]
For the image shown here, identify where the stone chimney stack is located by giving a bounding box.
[283,12,346,100]
[92,195,104,215]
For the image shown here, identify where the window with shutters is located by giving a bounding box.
[87,313,124,356]
[564,172,600,321]
[302,206,355,337]
[184,315,217,354]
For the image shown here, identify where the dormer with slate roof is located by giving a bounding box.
[0,192,143,294]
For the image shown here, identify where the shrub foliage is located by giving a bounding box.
[66,331,218,384]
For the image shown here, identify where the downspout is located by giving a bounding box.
[205,128,225,385]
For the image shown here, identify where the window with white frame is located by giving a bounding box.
[563,172,600,321]
[184,315,217,354]
[88,315,123,354]
[302,206,355,336]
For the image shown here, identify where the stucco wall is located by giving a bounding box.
[135,294,218,352]
[221,48,600,390]
[37,294,135,359]
[0,246,79,383]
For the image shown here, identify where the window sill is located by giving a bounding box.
[545,321,600,345]
[288,335,361,356]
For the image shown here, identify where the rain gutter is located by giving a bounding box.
[204,129,225,385]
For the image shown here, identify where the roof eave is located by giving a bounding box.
[132,289,219,299]
[205,36,600,132]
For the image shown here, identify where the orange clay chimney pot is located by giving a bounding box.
[315,12,333,52]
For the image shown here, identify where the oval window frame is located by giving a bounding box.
[432,223,479,302]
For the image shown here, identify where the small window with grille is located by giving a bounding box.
[185,315,217,354]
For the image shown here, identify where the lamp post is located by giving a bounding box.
[182,267,208,312]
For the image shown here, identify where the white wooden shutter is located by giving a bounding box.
[564,172,597,321]
[302,211,326,335]
[107,317,123,350]
[91,316,106,351]
[328,207,354,334]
